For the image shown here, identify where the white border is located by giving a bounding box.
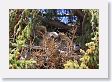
[0,0,108,78]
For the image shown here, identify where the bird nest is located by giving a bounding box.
[19,32,82,69]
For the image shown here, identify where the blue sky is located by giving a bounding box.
[39,9,77,24]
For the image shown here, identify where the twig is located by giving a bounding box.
[82,13,87,36]
[81,13,87,48]
[13,9,27,42]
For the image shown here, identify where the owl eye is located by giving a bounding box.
[76,44,79,46]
